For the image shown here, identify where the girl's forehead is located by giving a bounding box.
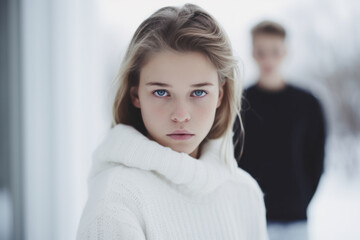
[139,51,218,86]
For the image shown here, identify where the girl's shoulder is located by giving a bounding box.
[230,167,264,199]
[88,164,155,201]
[77,165,149,237]
[80,165,152,223]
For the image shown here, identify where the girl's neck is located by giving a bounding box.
[190,145,201,159]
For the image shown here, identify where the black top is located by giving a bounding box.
[233,83,327,222]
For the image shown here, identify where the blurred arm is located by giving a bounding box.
[304,97,327,203]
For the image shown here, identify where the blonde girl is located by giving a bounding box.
[77,4,268,240]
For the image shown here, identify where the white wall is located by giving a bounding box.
[22,0,110,239]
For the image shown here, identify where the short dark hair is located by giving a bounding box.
[251,20,286,39]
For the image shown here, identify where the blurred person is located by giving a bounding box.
[233,21,327,240]
[76,4,268,240]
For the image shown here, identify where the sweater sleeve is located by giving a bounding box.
[235,168,269,240]
[303,97,327,204]
[251,189,269,240]
[77,205,146,240]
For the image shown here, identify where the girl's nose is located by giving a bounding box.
[170,104,191,123]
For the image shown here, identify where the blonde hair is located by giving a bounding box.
[110,4,244,173]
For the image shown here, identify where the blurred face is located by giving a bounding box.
[252,34,287,77]
[130,51,224,158]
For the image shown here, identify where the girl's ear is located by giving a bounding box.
[130,86,141,108]
[216,81,225,108]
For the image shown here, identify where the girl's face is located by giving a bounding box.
[130,51,224,158]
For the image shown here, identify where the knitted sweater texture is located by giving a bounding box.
[76,123,268,240]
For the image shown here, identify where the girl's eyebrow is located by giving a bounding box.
[145,82,214,87]
[145,82,171,87]
[191,82,214,87]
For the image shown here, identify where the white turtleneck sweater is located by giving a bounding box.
[76,123,268,240]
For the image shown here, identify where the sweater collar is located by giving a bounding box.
[89,123,233,194]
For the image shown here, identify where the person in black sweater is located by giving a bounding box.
[233,21,327,240]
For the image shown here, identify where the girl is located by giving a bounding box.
[77,4,268,240]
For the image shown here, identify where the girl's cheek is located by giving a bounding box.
[141,92,167,107]
[192,95,218,108]
[142,99,169,117]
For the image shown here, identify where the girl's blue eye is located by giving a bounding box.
[192,90,207,97]
[153,89,168,97]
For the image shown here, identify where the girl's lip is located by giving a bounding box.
[167,134,194,140]
[169,129,193,134]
